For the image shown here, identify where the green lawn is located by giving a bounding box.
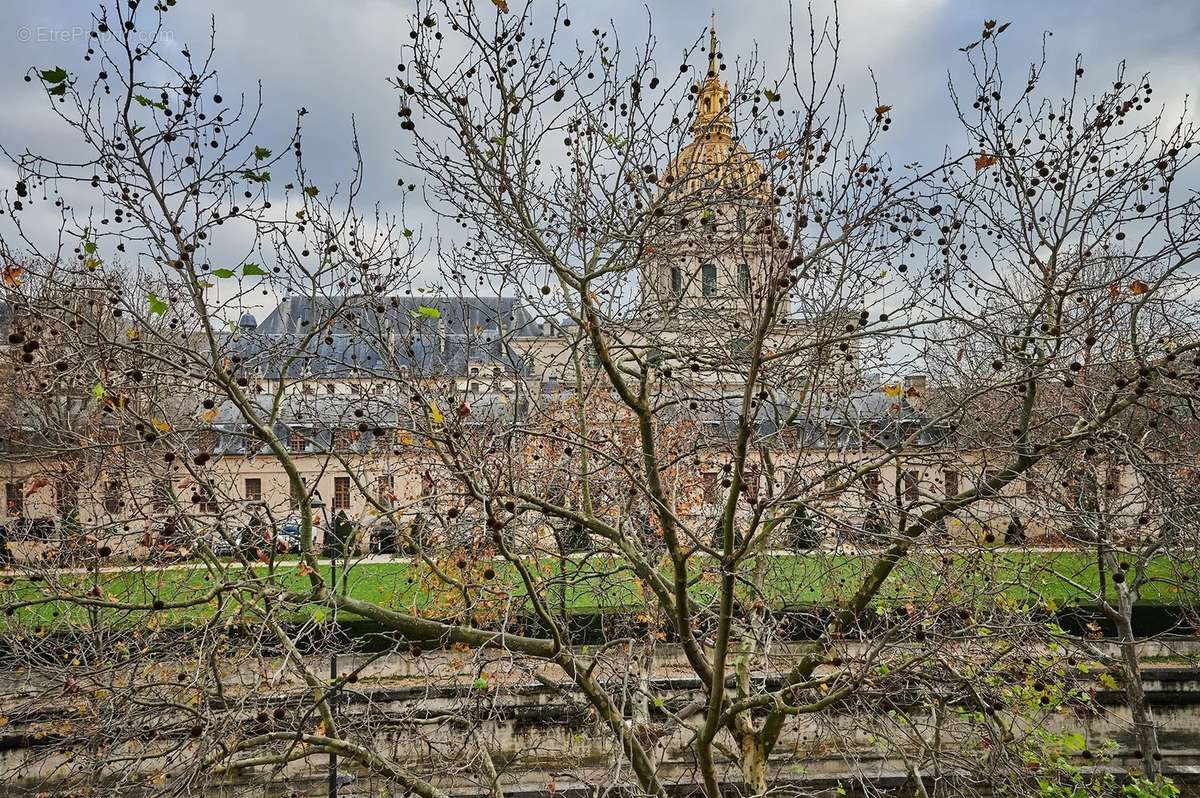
[0,551,1189,630]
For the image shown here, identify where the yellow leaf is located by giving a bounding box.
[974,153,998,172]
[491,0,509,11]
[125,327,140,341]
[1129,280,1150,295]
[3,264,24,287]
[882,383,902,397]
[151,418,172,433]
[429,402,443,425]
[200,408,218,423]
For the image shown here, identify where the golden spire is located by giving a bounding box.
[708,11,718,78]
[693,15,732,139]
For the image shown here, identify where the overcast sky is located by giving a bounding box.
[3,0,1199,300]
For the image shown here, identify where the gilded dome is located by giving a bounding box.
[661,136,771,205]
[660,19,772,207]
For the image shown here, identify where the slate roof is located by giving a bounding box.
[232,295,543,379]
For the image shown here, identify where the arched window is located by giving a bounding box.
[670,266,683,297]
[738,262,751,293]
[701,263,717,296]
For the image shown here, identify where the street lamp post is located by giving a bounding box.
[310,494,338,798]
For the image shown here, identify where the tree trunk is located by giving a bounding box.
[740,734,768,797]
[1114,586,1161,778]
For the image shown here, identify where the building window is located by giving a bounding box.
[1105,464,1121,494]
[333,477,351,510]
[376,475,394,506]
[944,469,960,496]
[151,478,171,512]
[103,481,122,514]
[865,470,881,500]
[289,428,307,454]
[56,480,79,518]
[325,384,337,395]
[245,478,262,502]
[701,263,717,296]
[372,383,385,396]
[902,470,920,505]
[670,266,683,297]
[5,483,23,517]
[738,262,751,293]
[198,429,217,455]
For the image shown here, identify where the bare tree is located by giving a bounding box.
[0,2,1197,797]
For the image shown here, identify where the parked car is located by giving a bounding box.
[197,518,305,558]
[275,519,302,553]
[204,526,243,557]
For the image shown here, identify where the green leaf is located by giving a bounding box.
[47,84,66,97]
[403,228,414,238]
[147,293,168,316]
[134,95,166,110]
[412,305,440,319]
[253,146,272,161]
[303,185,320,198]
[472,677,488,690]
[91,382,106,401]
[242,170,271,184]
[83,241,97,255]
[763,89,780,102]
[38,67,68,84]
[211,268,235,279]
[241,263,268,277]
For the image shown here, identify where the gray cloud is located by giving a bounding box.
[3,0,1198,285]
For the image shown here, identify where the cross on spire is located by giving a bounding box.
[708,12,718,77]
